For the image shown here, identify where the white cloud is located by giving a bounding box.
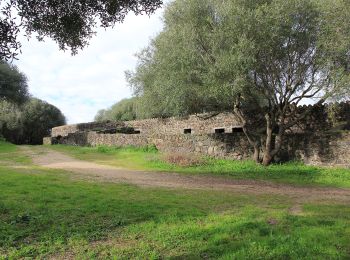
[14,5,167,124]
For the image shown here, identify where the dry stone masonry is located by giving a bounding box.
[51,112,242,137]
[44,103,350,167]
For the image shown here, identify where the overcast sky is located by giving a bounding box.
[14,4,168,124]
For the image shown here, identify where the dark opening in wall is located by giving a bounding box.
[184,128,192,134]
[134,130,141,134]
[215,128,225,134]
[232,127,244,133]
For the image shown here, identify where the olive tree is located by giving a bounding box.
[0,100,23,143]
[0,0,163,60]
[21,98,66,144]
[95,97,139,122]
[0,61,29,104]
[128,0,350,165]
[0,98,66,144]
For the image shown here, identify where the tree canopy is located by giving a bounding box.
[127,0,350,165]
[95,97,139,122]
[0,98,66,144]
[0,61,29,104]
[0,61,64,144]
[0,0,163,60]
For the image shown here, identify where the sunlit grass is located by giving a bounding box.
[0,165,349,259]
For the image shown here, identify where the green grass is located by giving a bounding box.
[50,144,350,188]
[1,142,350,258]
[0,141,16,153]
[0,163,350,258]
[0,141,31,166]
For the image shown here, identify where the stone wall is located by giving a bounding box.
[57,132,149,147]
[48,131,252,160]
[51,102,350,138]
[51,112,242,138]
[47,102,350,167]
[125,112,242,135]
[285,132,350,167]
[46,130,350,167]
[51,121,126,137]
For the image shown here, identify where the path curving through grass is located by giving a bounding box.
[22,146,350,205]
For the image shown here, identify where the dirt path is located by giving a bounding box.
[20,146,350,206]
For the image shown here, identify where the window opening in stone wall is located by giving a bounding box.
[232,127,244,133]
[184,128,192,134]
[215,128,225,134]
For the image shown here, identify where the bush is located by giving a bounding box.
[140,145,158,153]
[96,145,158,154]
[162,152,205,167]
[97,146,112,153]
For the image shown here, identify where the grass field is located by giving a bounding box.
[50,144,350,188]
[1,142,350,259]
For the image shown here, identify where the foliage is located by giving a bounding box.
[0,100,24,144]
[0,0,163,60]
[95,97,139,122]
[0,98,66,144]
[96,144,158,154]
[0,142,349,258]
[127,0,350,165]
[51,144,350,188]
[326,103,350,130]
[0,61,29,104]
[21,98,66,144]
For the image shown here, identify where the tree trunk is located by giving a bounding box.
[262,114,274,166]
[253,145,260,163]
[262,128,284,166]
[262,152,273,166]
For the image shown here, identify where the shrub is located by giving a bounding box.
[96,145,158,154]
[141,145,158,153]
[162,152,205,167]
[97,146,112,153]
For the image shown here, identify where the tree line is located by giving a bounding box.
[0,61,66,144]
[1,0,162,143]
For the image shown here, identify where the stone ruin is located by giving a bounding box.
[44,102,350,167]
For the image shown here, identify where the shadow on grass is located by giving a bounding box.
[0,166,349,259]
[0,166,277,257]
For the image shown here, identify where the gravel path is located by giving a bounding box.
[21,146,350,206]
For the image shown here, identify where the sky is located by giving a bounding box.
[14,4,168,124]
